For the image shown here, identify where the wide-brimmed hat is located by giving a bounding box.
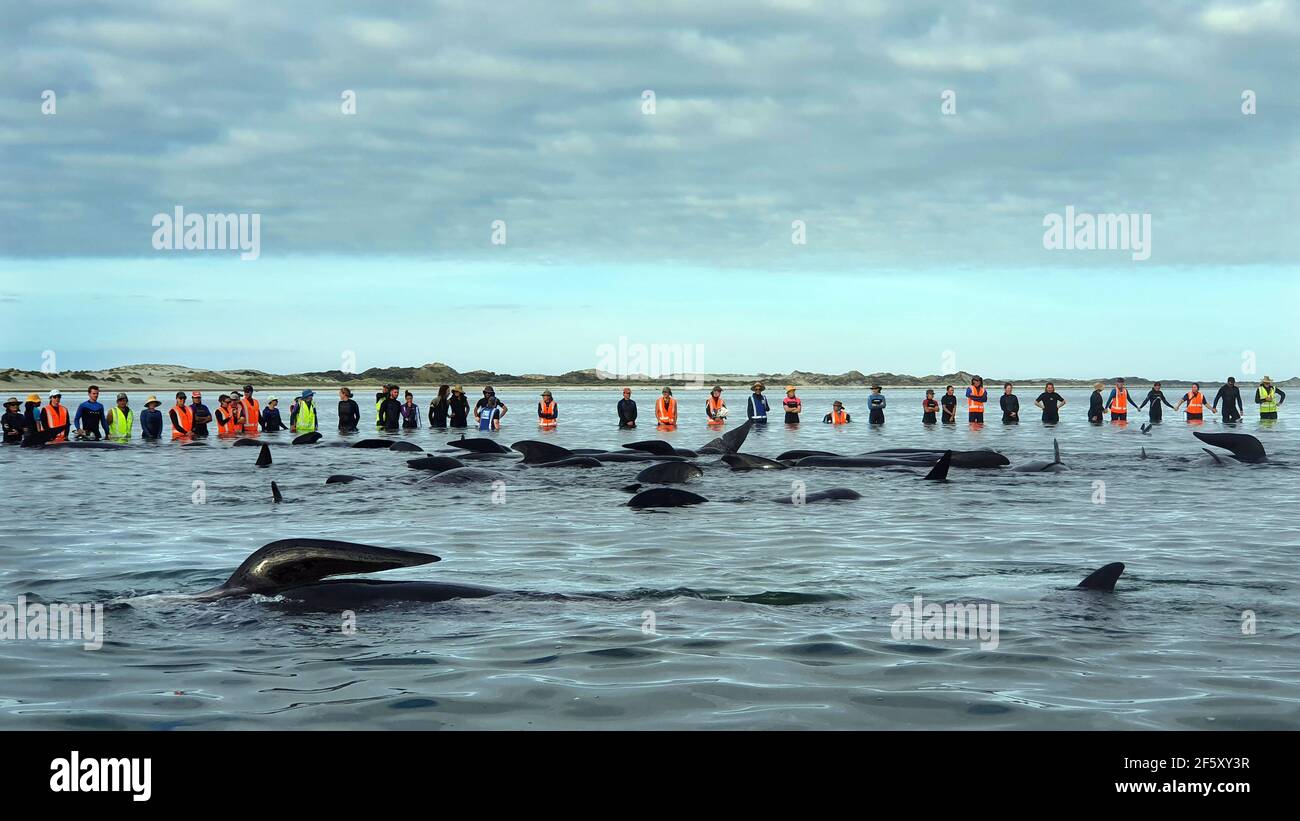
[26,393,40,403]
[452,385,464,393]
[541,390,552,397]
[785,385,796,392]
[3,397,19,407]
[144,395,161,407]
[301,389,315,399]
[751,382,763,391]
[1261,376,1273,385]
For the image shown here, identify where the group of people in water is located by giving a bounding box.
[2,375,1287,444]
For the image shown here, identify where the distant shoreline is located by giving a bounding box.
[1,362,1292,396]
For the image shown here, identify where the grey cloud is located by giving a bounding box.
[1,0,1297,267]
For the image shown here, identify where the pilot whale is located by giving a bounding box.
[448,436,512,455]
[1193,432,1267,463]
[187,539,500,607]
[1011,439,1067,473]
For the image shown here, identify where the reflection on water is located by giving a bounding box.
[1,389,1296,729]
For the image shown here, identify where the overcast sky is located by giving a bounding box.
[2,0,1297,377]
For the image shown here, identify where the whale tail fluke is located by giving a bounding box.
[1140,423,1152,434]
[1052,438,1061,465]
[203,539,440,598]
[256,443,272,467]
[923,450,952,482]
[1076,562,1125,592]
[271,481,283,503]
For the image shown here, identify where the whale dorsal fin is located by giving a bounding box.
[208,539,440,597]
[271,482,283,503]
[1052,438,1061,464]
[256,443,272,467]
[1140,447,1147,460]
[1202,447,1223,465]
[1077,562,1125,591]
[923,450,952,481]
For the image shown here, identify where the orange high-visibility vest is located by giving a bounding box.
[1111,389,1129,414]
[656,396,677,425]
[1186,392,1205,414]
[217,407,237,436]
[240,397,260,433]
[830,408,848,424]
[538,399,557,428]
[171,404,193,439]
[967,387,987,412]
[43,404,69,441]
[706,395,725,420]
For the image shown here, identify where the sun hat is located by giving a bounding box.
[1261,376,1273,385]
[301,389,314,399]
[3,397,18,407]
[144,395,161,407]
[26,393,40,403]
[48,389,62,398]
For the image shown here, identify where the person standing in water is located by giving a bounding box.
[617,388,637,429]
[214,395,238,436]
[1213,377,1244,423]
[1104,377,1135,422]
[3,397,27,443]
[478,396,502,431]
[429,385,451,428]
[291,390,317,432]
[140,395,164,439]
[474,387,508,421]
[338,388,360,432]
[999,383,1019,423]
[656,387,677,429]
[1173,383,1215,422]
[537,390,558,429]
[1087,382,1105,423]
[261,397,287,431]
[374,388,386,429]
[965,376,988,424]
[1138,381,1174,423]
[921,390,939,424]
[823,400,850,424]
[868,385,886,424]
[400,390,420,429]
[706,386,727,426]
[448,385,470,428]
[782,386,802,424]
[378,385,403,431]
[1034,382,1065,424]
[74,385,110,440]
[1255,376,1286,420]
[168,391,193,440]
[188,391,212,438]
[746,383,769,423]
[940,385,958,424]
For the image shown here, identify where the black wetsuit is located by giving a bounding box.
[782,398,801,424]
[189,403,211,437]
[338,399,360,432]
[261,408,287,431]
[1214,384,1243,422]
[429,397,449,428]
[868,395,886,425]
[940,394,957,424]
[1000,393,1019,423]
[378,397,403,431]
[617,398,637,428]
[448,395,470,428]
[2,410,25,443]
[1088,391,1104,423]
[1036,391,1064,423]
[922,399,938,425]
[1138,389,1173,423]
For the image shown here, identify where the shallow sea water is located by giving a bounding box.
[1,387,1297,730]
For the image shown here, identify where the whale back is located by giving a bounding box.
[511,440,575,464]
[1193,431,1267,463]
[203,539,440,598]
